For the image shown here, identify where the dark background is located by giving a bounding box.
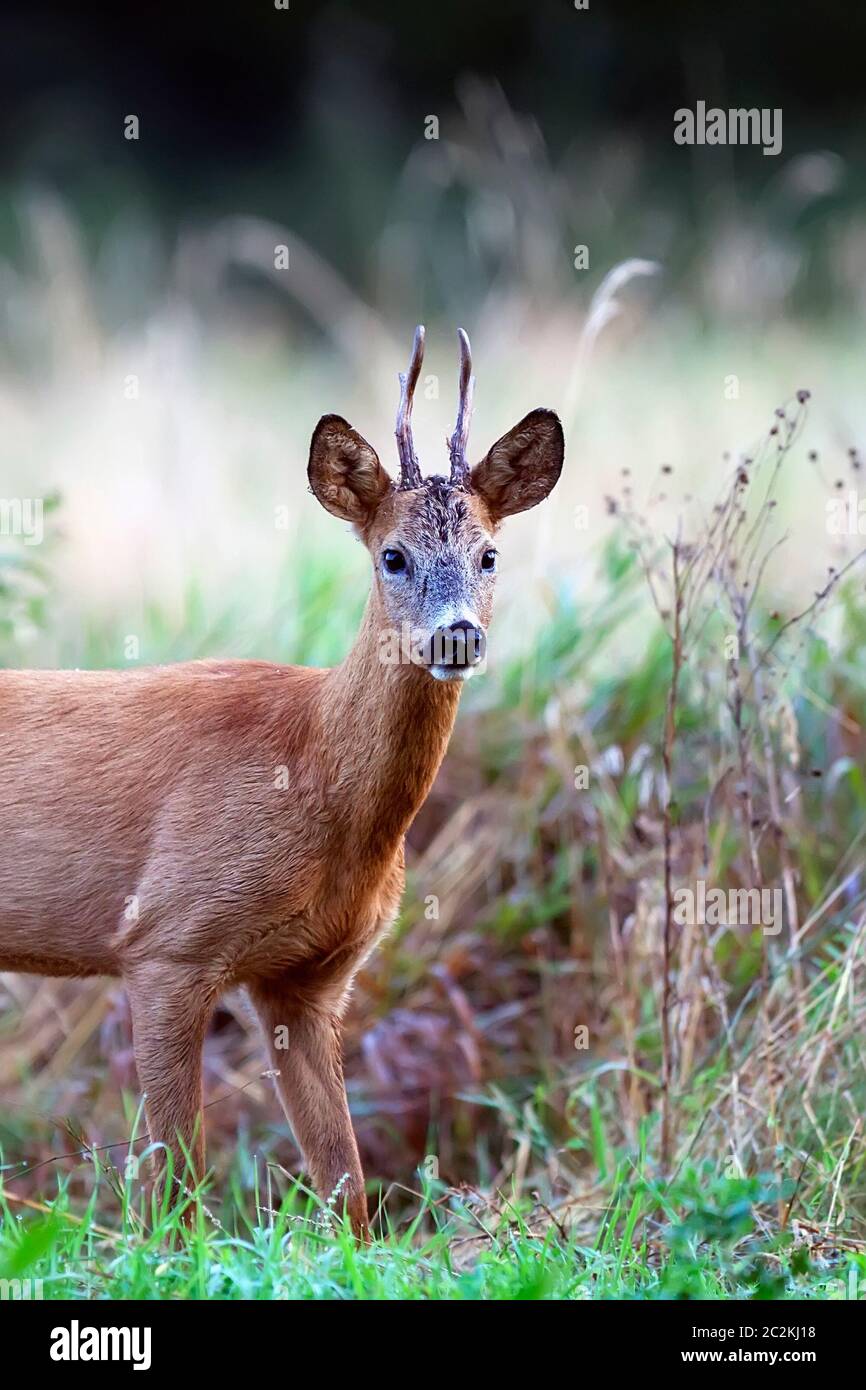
[1,1,863,283]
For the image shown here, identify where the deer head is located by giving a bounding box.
[308,326,564,681]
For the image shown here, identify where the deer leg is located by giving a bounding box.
[124,963,214,1209]
[250,981,369,1240]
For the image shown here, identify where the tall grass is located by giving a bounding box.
[2,86,866,1296]
[2,406,865,1296]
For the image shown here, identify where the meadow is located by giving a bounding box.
[1,101,866,1298]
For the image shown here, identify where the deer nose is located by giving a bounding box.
[431,620,485,668]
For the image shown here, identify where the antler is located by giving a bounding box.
[448,327,475,487]
[395,324,425,489]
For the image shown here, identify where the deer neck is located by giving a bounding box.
[319,594,462,857]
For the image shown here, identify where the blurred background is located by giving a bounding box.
[1,0,866,652]
[2,1,866,1240]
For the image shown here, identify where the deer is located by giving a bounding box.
[0,326,564,1239]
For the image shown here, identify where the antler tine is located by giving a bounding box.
[395,324,425,489]
[448,327,475,487]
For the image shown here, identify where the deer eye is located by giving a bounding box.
[481,548,497,572]
[382,548,407,574]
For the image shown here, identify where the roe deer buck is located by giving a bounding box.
[0,326,563,1238]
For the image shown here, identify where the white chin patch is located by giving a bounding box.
[427,664,476,683]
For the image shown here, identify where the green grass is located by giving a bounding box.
[0,1158,860,1300]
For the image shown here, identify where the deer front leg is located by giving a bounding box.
[124,962,215,1211]
[250,981,369,1240]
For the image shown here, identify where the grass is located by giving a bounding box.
[2,485,866,1298]
[2,148,866,1298]
[1,1161,862,1300]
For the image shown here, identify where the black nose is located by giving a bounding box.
[431,620,485,667]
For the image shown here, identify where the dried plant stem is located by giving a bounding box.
[748,645,805,1032]
[660,539,684,1173]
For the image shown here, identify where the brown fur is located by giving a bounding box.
[0,391,563,1239]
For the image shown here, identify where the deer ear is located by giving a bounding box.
[470,409,564,522]
[308,415,392,524]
